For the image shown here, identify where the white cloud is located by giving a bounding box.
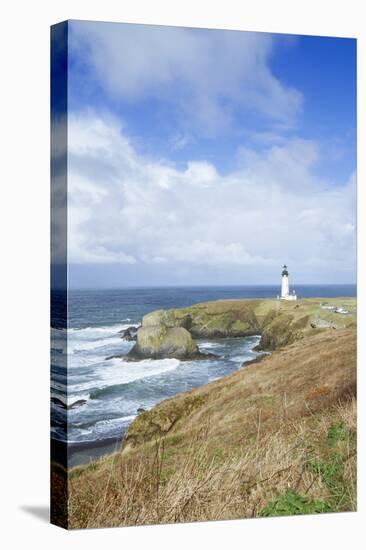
[64,113,356,281]
[69,22,302,133]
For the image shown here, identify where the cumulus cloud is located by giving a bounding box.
[69,22,302,134]
[64,113,356,282]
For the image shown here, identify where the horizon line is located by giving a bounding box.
[62,282,357,291]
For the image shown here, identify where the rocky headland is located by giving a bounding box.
[123,297,356,360]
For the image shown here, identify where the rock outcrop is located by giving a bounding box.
[119,326,139,341]
[127,324,210,361]
[123,394,209,450]
[256,311,310,351]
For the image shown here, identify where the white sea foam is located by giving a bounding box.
[71,414,137,442]
[69,358,181,393]
[198,341,221,349]
[99,358,180,385]
[66,353,104,370]
[67,335,124,354]
[94,415,136,428]
[68,322,138,337]
[67,322,139,355]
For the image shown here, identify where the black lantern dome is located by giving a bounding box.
[282,264,289,277]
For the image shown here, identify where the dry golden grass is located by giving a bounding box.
[68,327,356,529]
[68,398,356,528]
[121,327,356,451]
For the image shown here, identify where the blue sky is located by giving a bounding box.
[56,21,356,288]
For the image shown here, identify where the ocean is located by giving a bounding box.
[51,285,356,466]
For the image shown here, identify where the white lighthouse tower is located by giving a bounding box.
[280,265,297,301]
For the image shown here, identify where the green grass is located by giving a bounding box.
[326,423,349,446]
[259,421,356,517]
[305,422,355,510]
[259,489,331,517]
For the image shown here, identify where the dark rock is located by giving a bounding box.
[51,397,87,410]
[241,353,268,368]
[119,325,139,341]
[310,319,336,329]
[68,399,87,409]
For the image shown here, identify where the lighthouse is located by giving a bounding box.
[280,265,297,301]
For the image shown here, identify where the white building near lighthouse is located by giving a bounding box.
[279,265,297,300]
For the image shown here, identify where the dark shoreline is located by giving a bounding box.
[52,434,125,469]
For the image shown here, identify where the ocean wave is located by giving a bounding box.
[51,344,67,354]
[99,357,180,385]
[69,357,181,396]
[69,322,138,336]
[51,381,67,392]
[51,327,67,337]
[68,336,125,354]
[67,322,139,355]
[198,342,221,349]
[51,327,67,354]
[70,414,137,442]
[72,414,135,429]
[51,372,67,385]
[94,414,136,428]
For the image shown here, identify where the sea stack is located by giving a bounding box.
[280,264,297,301]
